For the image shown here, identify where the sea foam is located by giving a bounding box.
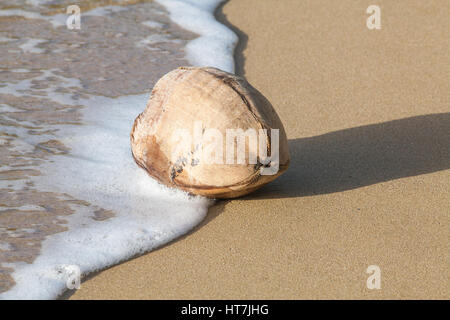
[0,94,211,299]
[0,0,236,299]
[156,0,237,73]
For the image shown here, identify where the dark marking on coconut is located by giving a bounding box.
[170,156,188,180]
[191,158,199,166]
[254,157,271,171]
[170,168,175,180]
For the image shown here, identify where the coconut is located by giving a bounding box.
[131,67,289,198]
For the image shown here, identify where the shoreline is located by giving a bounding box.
[69,0,449,299]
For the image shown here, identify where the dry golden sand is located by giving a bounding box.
[69,0,449,299]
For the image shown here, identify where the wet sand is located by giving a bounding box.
[0,0,197,295]
[70,0,449,299]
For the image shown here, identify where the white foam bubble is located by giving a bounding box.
[19,39,47,54]
[25,0,50,6]
[0,37,16,43]
[0,5,127,29]
[0,9,66,28]
[0,205,45,212]
[137,34,182,48]
[142,20,166,29]
[0,243,12,251]
[0,69,82,106]
[156,0,238,73]
[0,104,20,113]
[83,5,128,18]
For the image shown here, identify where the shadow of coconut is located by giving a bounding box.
[245,113,450,199]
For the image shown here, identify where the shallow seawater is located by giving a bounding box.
[0,0,234,299]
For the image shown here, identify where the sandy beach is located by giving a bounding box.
[69,0,449,299]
